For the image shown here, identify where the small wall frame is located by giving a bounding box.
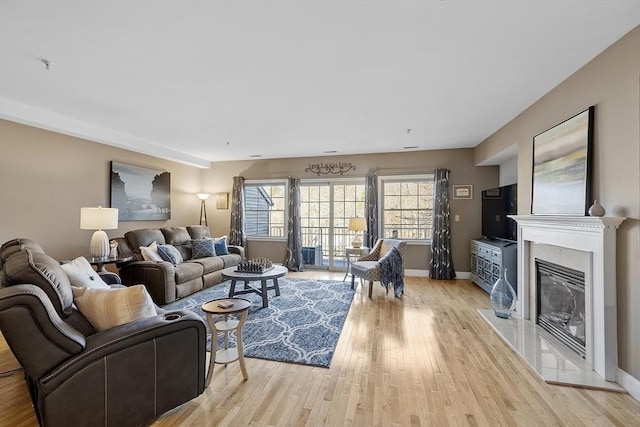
[452,185,473,200]
[216,192,229,209]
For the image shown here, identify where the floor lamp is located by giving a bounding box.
[197,193,210,226]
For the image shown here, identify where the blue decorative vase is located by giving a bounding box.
[491,267,517,319]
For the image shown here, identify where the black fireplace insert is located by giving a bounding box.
[536,259,586,358]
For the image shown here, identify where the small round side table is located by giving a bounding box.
[201,297,251,386]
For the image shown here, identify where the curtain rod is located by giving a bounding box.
[373,168,436,176]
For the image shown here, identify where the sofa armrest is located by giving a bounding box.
[227,245,245,260]
[117,260,177,305]
[38,311,206,426]
[0,285,86,379]
[98,271,122,286]
[40,310,205,389]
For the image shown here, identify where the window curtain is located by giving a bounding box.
[365,174,378,248]
[429,169,456,280]
[229,176,246,247]
[283,178,305,271]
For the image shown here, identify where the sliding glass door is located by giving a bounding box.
[299,179,365,270]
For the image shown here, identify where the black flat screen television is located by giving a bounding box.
[482,184,517,242]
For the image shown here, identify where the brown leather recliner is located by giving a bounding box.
[0,239,206,427]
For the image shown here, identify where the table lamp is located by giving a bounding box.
[348,217,366,248]
[197,193,210,226]
[80,206,119,258]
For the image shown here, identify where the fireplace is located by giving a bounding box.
[508,215,626,386]
[536,259,586,358]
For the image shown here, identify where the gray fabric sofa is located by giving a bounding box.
[0,238,206,427]
[116,225,244,306]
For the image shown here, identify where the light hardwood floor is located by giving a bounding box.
[1,273,639,426]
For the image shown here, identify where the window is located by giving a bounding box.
[244,180,286,238]
[379,174,434,241]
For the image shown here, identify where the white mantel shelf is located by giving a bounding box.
[508,215,627,230]
[508,214,626,383]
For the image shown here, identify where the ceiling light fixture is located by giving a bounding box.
[249,154,262,158]
[403,146,418,149]
[324,150,337,153]
[40,58,52,70]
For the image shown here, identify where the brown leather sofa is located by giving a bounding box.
[115,225,244,306]
[0,238,206,427]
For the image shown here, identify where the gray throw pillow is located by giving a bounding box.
[191,238,216,259]
[157,244,183,265]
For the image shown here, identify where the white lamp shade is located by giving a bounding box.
[348,217,366,232]
[80,207,119,230]
[349,217,366,248]
[197,193,211,201]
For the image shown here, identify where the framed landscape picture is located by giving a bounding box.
[110,161,171,221]
[531,107,593,215]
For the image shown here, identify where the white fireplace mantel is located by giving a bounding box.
[509,215,626,382]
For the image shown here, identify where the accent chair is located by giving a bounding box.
[350,238,407,298]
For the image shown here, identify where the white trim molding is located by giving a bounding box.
[617,368,640,402]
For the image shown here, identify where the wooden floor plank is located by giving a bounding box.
[1,273,639,426]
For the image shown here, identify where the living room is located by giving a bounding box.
[1,2,639,426]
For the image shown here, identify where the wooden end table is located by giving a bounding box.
[201,297,251,386]
[222,265,287,308]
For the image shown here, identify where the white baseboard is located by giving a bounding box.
[405,270,471,279]
[406,269,429,277]
[617,368,640,402]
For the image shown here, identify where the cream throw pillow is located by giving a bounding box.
[140,241,163,262]
[72,285,157,331]
[61,256,110,289]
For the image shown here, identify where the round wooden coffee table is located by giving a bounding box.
[222,265,287,308]
[201,297,251,386]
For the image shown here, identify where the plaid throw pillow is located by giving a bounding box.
[72,285,156,331]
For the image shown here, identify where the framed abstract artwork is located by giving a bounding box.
[531,107,594,215]
[110,161,171,221]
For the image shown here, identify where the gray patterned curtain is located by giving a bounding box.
[430,169,456,280]
[365,174,378,248]
[283,178,305,271]
[229,176,246,247]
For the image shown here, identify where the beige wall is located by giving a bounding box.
[0,119,205,260]
[475,26,640,380]
[203,150,499,272]
[1,119,498,273]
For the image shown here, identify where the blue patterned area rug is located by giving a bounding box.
[163,277,355,368]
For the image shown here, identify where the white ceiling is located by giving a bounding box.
[1,1,638,167]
